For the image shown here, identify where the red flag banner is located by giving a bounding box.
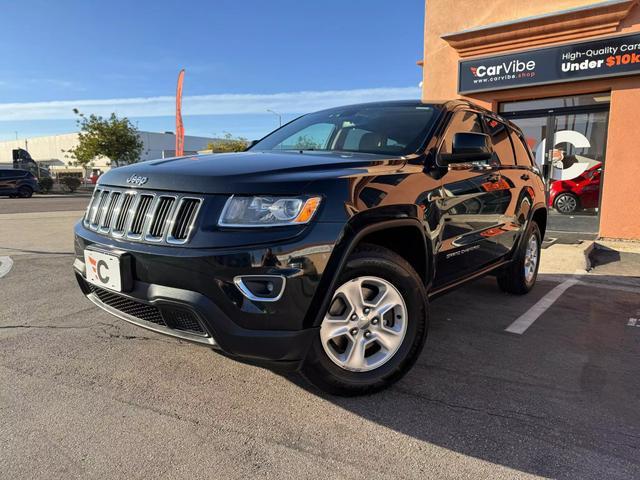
[175,69,185,157]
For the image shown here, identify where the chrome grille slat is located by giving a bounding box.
[129,194,154,236]
[112,192,136,235]
[90,190,110,230]
[100,191,121,232]
[147,196,176,240]
[84,188,202,245]
[84,189,101,226]
[168,198,202,243]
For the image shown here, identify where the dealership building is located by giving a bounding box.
[421,0,640,240]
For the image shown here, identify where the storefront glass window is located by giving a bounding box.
[499,93,611,113]
[502,96,610,236]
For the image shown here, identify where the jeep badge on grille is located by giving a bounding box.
[126,174,148,186]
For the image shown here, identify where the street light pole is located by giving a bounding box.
[267,109,282,127]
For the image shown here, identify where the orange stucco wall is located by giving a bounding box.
[421,0,640,239]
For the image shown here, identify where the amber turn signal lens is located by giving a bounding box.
[293,196,322,224]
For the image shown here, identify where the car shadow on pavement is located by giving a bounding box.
[282,274,640,479]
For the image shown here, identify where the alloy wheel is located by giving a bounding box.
[320,276,408,372]
[555,194,577,213]
[524,234,539,284]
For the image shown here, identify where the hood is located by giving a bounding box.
[97,150,409,194]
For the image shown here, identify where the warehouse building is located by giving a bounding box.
[0,131,216,177]
[421,0,640,240]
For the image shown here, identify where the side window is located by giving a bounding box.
[274,122,335,150]
[510,129,535,166]
[440,111,484,155]
[484,117,516,166]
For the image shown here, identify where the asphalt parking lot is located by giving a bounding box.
[1,197,640,479]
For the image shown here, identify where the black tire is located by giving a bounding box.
[17,186,33,198]
[553,192,578,214]
[301,244,428,396]
[497,222,541,295]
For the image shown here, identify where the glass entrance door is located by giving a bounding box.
[500,93,611,238]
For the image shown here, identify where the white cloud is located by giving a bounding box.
[0,86,421,121]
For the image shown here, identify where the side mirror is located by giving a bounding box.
[440,132,492,164]
[246,140,259,151]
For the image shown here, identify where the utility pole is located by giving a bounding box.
[267,109,282,127]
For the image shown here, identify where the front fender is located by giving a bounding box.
[302,205,433,328]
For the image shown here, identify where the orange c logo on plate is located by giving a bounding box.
[88,256,97,274]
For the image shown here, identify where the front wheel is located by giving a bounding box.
[497,222,541,295]
[301,244,428,396]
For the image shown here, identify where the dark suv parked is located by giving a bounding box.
[73,100,546,395]
[0,168,40,198]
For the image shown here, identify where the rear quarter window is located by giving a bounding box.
[484,117,516,166]
[509,129,535,167]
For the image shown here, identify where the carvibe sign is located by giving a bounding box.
[459,32,640,93]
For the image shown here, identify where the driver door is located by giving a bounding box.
[434,110,511,287]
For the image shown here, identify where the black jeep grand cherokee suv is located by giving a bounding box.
[74,100,546,395]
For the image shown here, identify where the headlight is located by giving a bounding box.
[218,195,322,227]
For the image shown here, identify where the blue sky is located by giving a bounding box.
[0,0,424,141]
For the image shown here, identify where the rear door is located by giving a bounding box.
[434,110,512,287]
[0,170,13,194]
[481,116,523,254]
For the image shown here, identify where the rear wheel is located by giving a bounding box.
[301,244,428,396]
[554,192,578,214]
[497,222,541,295]
[17,186,33,198]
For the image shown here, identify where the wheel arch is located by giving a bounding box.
[531,206,547,239]
[303,209,433,329]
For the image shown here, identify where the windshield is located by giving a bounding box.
[251,103,441,156]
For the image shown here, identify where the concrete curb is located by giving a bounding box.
[539,240,595,275]
[583,241,596,271]
[34,193,92,198]
[595,239,640,254]
[0,210,85,220]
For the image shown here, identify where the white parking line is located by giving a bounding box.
[0,256,14,279]
[505,279,579,334]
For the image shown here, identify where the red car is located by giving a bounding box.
[548,162,602,214]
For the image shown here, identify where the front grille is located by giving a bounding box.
[162,307,206,334]
[83,188,202,245]
[87,284,208,337]
[88,284,166,326]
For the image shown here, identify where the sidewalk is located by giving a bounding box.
[539,237,640,284]
[589,241,640,278]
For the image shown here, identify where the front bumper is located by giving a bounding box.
[73,221,343,365]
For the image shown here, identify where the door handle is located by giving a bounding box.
[520,173,530,181]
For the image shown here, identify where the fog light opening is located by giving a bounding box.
[233,275,286,302]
